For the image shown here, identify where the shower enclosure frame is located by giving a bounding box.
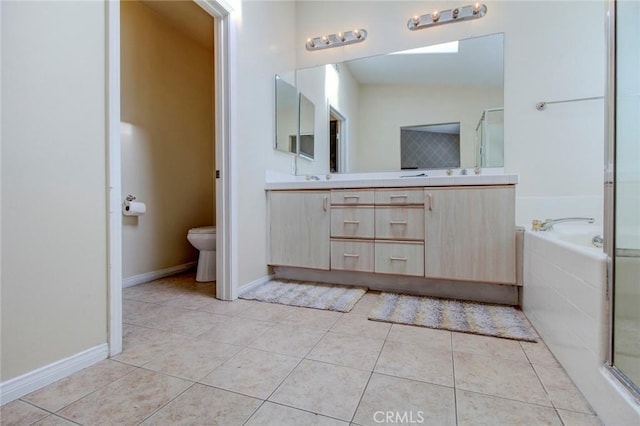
[604,0,640,401]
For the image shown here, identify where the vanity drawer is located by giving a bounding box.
[331,240,374,272]
[375,207,424,240]
[331,206,374,238]
[374,241,424,276]
[331,189,375,205]
[375,188,424,205]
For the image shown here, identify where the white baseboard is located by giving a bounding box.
[238,274,273,296]
[0,344,108,405]
[123,262,196,288]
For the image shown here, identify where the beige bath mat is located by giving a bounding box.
[240,279,366,313]
[369,293,538,342]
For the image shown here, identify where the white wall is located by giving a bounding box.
[120,0,215,279]
[0,1,107,381]
[233,0,297,287]
[355,84,502,171]
[294,1,605,227]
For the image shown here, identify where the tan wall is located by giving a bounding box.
[121,1,215,279]
[0,1,107,381]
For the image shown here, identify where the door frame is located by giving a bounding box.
[106,0,236,356]
[329,106,347,173]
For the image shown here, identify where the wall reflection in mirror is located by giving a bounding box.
[275,75,317,161]
[295,33,504,175]
[275,75,298,154]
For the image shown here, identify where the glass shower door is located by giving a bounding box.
[612,0,640,392]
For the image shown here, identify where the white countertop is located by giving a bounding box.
[265,169,519,190]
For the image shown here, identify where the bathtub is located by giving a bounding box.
[523,223,639,425]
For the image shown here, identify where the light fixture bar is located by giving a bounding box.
[306,29,367,51]
[408,3,487,31]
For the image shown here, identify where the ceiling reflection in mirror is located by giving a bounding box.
[295,33,504,175]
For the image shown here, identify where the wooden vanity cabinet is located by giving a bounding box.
[268,190,330,270]
[424,186,516,283]
[268,185,516,285]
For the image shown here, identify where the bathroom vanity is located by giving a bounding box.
[266,172,519,303]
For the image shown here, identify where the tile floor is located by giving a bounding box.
[2,273,603,426]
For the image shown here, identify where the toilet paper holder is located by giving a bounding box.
[123,195,147,216]
[123,194,136,209]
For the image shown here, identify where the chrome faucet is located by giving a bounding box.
[534,217,595,231]
[306,175,320,181]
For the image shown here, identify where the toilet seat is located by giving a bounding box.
[188,226,216,234]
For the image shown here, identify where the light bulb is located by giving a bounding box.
[412,15,420,26]
[322,36,329,45]
[473,3,481,14]
[353,29,361,39]
[338,32,345,42]
[432,10,440,22]
[452,8,460,18]
[306,38,315,48]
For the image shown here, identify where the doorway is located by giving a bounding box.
[107,0,234,356]
[329,107,346,173]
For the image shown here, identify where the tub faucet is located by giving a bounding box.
[536,217,595,231]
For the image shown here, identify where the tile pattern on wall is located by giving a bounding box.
[401,129,460,169]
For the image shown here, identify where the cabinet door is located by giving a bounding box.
[425,186,515,283]
[269,191,330,270]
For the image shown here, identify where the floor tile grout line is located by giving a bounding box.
[347,318,393,424]
[451,331,459,426]
[134,381,200,426]
[20,362,144,419]
[454,388,567,411]
[253,325,331,405]
[13,399,57,419]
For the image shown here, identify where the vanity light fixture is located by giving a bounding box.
[408,3,487,31]
[305,29,368,51]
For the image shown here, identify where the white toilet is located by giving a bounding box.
[187,226,216,282]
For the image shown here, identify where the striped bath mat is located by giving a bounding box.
[369,293,538,342]
[240,280,366,313]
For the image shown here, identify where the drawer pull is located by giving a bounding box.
[323,196,328,211]
[343,253,360,258]
[344,195,360,200]
[389,221,407,225]
[343,220,360,225]
[390,256,408,261]
[390,194,408,199]
[427,193,433,211]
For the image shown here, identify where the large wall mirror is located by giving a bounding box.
[295,33,504,174]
